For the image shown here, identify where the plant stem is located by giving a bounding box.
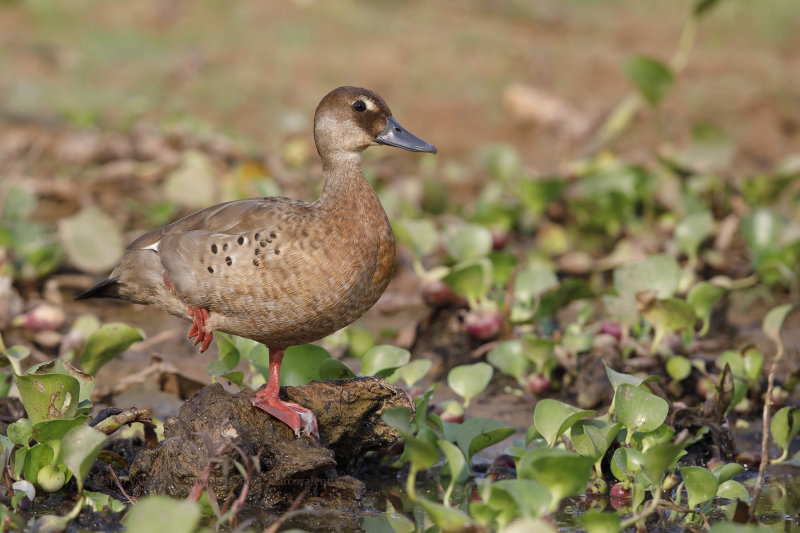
[620,489,661,530]
[406,464,419,503]
[749,355,779,518]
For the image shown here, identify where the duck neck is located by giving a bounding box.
[318,151,373,206]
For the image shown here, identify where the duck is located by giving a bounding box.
[76,86,436,437]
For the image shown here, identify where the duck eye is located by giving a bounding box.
[353,100,367,112]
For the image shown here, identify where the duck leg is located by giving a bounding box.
[187,306,213,353]
[251,347,319,438]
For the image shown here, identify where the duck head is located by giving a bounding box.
[314,86,437,157]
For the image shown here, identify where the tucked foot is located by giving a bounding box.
[251,391,319,438]
[187,306,213,353]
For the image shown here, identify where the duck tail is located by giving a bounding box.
[75,277,122,300]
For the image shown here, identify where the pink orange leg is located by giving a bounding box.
[251,348,319,438]
[187,306,213,353]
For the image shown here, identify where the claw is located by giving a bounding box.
[187,306,212,353]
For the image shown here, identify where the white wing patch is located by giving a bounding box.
[141,241,160,252]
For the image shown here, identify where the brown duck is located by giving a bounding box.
[77,86,436,437]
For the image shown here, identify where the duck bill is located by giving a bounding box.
[375,116,437,154]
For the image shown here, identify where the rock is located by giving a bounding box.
[130,377,413,507]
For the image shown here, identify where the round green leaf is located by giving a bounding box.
[22,443,55,488]
[604,362,658,392]
[570,419,622,461]
[456,417,516,461]
[487,340,529,384]
[281,344,331,386]
[60,425,109,492]
[687,281,726,336]
[614,383,669,435]
[442,258,493,303]
[393,218,439,257]
[389,358,431,388]
[666,355,692,381]
[16,373,80,424]
[80,323,145,376]
[771,406,800,451]
[7,418,33,446]
[613,254,681,299]
[318,359,356,381]
[680,465,718,508]
[361,345,410,377]
[763,303,794,359]
[444,223,493,261]
[712,462,745,484]
[624,55,674,106]
[533,399,595,447]
[610,446,644,482]
[514,264,558,302]
[125,495,202,533]
[580,511,621,533]
[493,479,552,521]
[518,447,594,509]
[716,479,749,503]
[447,362,493,408]
[641,442,685,488]
[57,206,124,274]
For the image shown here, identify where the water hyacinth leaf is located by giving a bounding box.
[610,447,644,482]
[604,362,658,392]
[318,359,356,381]
[715,350,745,379]
[389,358,431,388]
[418,496,474,531]
[712,463,745,484]
[743,349,763,384]
[741,208,781,258]
[57,206,124,274]
[666,355,692,381]
[641,442,685,488]
[673,123,734,173]
[346,326,375,358]
[630,423,675,452]
[763,303,793,359]
[61,425,108,492]
[447,362,493,408]
[381,406,413,435]
[518,447,594,509]
[393,218,438,257]
[456,417,516,461]
[442,259,492,303]
[716,480,749,502]
[533,399,594,447]
[22,443,54,487]
[771,406,800,453]
[680,465,718,508]
[624,56,674,106]
[361,345,410,377]
[493,479,551,520]
[687,281,726,336]
[501,518,558,533]
[80,323,145,375]
[32,416,90,449]
[7,418,33,446]
[570,419,622,461]
[30,360,95,404]
[675,211,713,259]
[514,264,559,302]
[0,339,29,376]
[280,344,331,386]
[16,373,80,424]
[613,254,681,299]
[125,495,201,533]
[487,340,529,384]
[614,383,669,435]
[438,439,467,497]
[444,223,493,261]
[580,511,622,533]
[638,296,696,354]
[213,333,240,372]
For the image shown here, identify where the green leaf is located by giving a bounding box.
[361,514,415,533]
[487,340,529,384]
[742,208,782,257]
[666,355,692,381]
[125,495,202,533]
[514,264,559,302]
[444,223,493,261]
[639,297,696,354]
[687,282,726,336]
[7,418,33,446]
[624,56,674,106]
[712,463,745,484]
[456,417,516,461]
[318,359,356,381]
[32,416,90,448]
[716,480,749,502]
[613,254,681,299]
[346,326,375,358]
[22,443,54,488]
[438,439,467,505]
[442,258,493,303]
[580,511,622,533]
[610,446,644,482]
[673,123,734,173]
[389,359,431,388]
[680,465,718,508]
[763,304,793,361]
[447,362,493,408]
[16,373,80,424]
[280,344,331,386]
[518,447,594,511]
[60,425,108,492]
[630,423,675,452]
[361,345,410,377]
[79,323,145,375]
[604,362,658,392]
[57,206,124,274]
[533,399,594,447]
[614,384,669,435]
[493,479,551,520]
[675,211,713,259]
[641,442,685,488]
[417,497,475,531]
[393,218,439,257]
[570,419,622,462]
[771,406,800,452]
